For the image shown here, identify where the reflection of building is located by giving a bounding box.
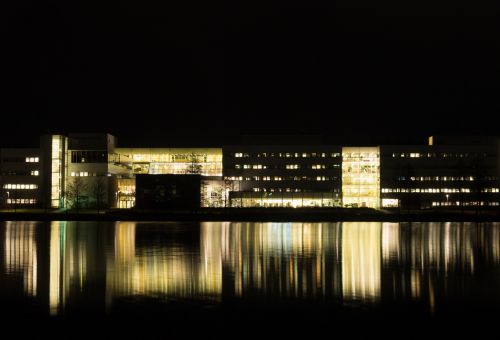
[1,134,499,209]
[380,222,490,312]
[4,222,38,297]
[342,222,381,301]
[2,221,500,315]
[221,222,343,300]
[48,221,111,315]
[106,222,222,302]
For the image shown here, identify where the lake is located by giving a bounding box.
[1,221,499,338]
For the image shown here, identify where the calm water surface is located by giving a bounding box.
[1,221,500,336]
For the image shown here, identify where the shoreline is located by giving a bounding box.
[1,208,500,222]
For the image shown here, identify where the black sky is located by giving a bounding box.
[0,1,498,147]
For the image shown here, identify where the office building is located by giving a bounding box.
[1,133,499,209]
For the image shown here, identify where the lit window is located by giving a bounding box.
[3,183,38,189]
[31,170,39,176]
[235,153,243,158]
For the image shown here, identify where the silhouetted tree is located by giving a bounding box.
[65,177,87,211]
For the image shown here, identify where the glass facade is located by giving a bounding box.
[117,178,136,209]
[115,148,223,176]
[342,147,380,208]
[51,135,65,208]
[229,192,342,208]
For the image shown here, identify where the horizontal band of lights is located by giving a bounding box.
[115,148,223,177]
[3,184,38,189]
[7,199,37,204]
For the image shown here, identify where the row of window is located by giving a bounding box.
[1,170,39,176]
[225,176,340,181]
[342,153,379,159]
[382,188,500,193]
[234,164,340,170]
[6,198,37,204]
[252,188,342,193]
[432,201,500,207]
[397,176,498,182]
[391,152,487,158]
[398,176,478,182]
[71,151,107,163]
[25,157,39,163]
[234,152,341,158]
[70,172,107,177]
[3,184,38,190]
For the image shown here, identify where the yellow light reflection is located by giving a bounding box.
[4,222,38,297]
[49,222,61,315]
[342,147,380,208]
[223,222,342,300]
[342,222,381,302]
[108,222,223,302]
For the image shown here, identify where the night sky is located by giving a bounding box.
[1,1,498,147]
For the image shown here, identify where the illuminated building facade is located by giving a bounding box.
[379,137,500,209]
[0,148,42,207]
[223,145,342,207]
[1,134,499,209]
[342,147,380,208]
[113,147,223,208]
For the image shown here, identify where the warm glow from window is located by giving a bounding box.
[342,223,381,301]
[382,198,399,208]
[3,184,38,189]
[342,147,380,208]
[116,148,223,176]
[50,135,64,208]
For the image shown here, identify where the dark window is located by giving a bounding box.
[71,150,107,163]
[2,157,25,162]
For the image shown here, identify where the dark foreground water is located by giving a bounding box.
[1,221,500,338]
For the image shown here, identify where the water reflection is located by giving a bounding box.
[1,221,500,316]
[342,223,381,302]
[4,222,38,297]
[107,222,222,302]
[222,222,342,300]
